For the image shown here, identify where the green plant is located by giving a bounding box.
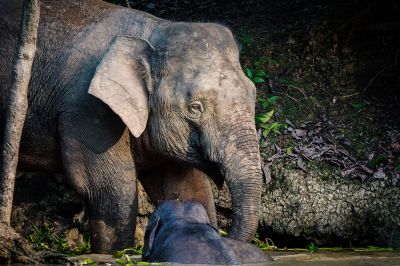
[74,233,91,254]
[255,110,274,125]
[354,246,393,252]
[28,224,90,254]
[244,68,269,84]
[258,95,278,108]
[114,247,145,265]
[219,229,228,237]
[256,96,287,137]
[350,102,367,110]
[252,233,277,250]
[367,154,385,169]
[115,254,134,265]
[79,258,96,266]
[261,122,288,136]
[306,242,319,253]
[240,34,254,47]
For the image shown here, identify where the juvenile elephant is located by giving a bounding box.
[143,201,273,264]
[0,0,262,252]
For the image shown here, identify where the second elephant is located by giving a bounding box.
[143,201,273,264]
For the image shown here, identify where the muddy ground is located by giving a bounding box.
[3,0,400,260]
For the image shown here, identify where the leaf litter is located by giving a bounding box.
[261,113,400,185]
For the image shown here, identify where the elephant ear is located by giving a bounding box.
[143,214,160,260]
[88,36,153,137]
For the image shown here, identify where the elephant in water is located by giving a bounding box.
[143,201,273,264]
[0,0,262,252]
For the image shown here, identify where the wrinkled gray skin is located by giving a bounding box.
[0,0,262,253]
[143,201,273,264]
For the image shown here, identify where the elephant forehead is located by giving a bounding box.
[151,22,239,62]
[158,66,254,102]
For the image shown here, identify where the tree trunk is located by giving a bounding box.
[0,0,40,225]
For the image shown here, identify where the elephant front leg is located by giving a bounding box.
[139,164,217,226]
[60,113,138,253]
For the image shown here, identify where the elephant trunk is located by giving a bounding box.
[218,125,262,242]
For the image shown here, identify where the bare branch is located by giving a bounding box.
[0,0,40,225]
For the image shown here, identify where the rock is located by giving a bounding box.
[262,167,400,247]
[212,166,400,247]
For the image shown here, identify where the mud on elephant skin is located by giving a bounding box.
[0,0,262,252]
[142,201,273,265]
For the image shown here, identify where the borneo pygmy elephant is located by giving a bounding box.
[143,201,273,264]
[0,0,262,253]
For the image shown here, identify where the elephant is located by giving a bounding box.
[0,0,262,253]
[142,201,273,264]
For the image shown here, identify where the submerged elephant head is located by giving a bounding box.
[88,22,262,241]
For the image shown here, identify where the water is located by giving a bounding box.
[270,252,400,266]
[66,252,400,266]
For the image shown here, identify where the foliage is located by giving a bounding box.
[28,224,90,254]
[113,247,143,257]
[244,68,269,84]
[306,242,319,253]
[260,122,288,136]
[79,258,96,265]
[219,229,228,237]
[353,246,393,252]
[350,102,367,110]
[255,96,287,137]
[367,154,386,169]
[252,232,277,250]
[113,247,151,265]
[240,34,254,47]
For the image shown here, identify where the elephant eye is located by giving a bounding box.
[188,101,204,119]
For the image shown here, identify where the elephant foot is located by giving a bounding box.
[90,220,117,253]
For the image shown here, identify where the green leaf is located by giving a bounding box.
[258,98,272,109]
[350,102,367,110]
[240,35,254,46]
[115,258,125,265]
[307,242,319,253]
[113,250,124,258]
[267,95,278,103]
[255,70,268,78]
[255,110,274,124]
[244,68,253,78]
[80,258,96,265]
[367,154,385,169]
[219,229,228,237]
[252,77,265,83]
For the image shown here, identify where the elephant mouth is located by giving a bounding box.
[198,160,225,188]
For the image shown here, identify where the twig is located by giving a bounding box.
[0,0,40,225]
[340,92,359,99]
[285,94,299,102]
[286,84,308,98]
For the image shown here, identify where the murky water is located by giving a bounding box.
[65,252,400,266]
[269,252,400,266]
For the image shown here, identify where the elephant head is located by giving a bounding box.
[88,22,262,242]
[142,200,214,259]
